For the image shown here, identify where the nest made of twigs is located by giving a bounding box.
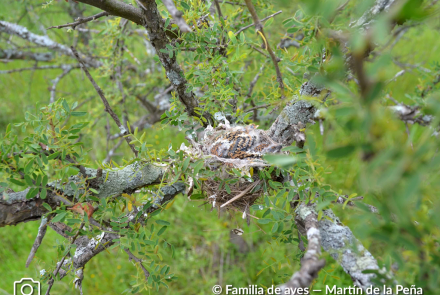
[203,176,263,214]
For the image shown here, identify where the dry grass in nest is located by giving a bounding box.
[203,178,263,215]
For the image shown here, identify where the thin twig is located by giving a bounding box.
[50,65,74,103]
[245,103,271,113]
[45,222,85,295]
[71,46,138,157]
[218,0,246,6]
[220,180,261,208]
[47,11,109,30]
[242,2,285,98]
[124,249,150,281]
[0,64,79,74]
[246,61,266,98]
[234,10,282,35]
[248,44,270,58]
[26,216,49,268]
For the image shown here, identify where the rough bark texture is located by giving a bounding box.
[267,100,316,146]
[293,204,384,291]
[279,203,326,294]
[318,209,382,288]
[75,0,145,25]
[0,163,165,227]
[137,0,212,125]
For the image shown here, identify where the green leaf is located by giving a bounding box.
[271,222,279,233]
[24,175,34,186]
[180,1,190,10]
[24,160,34,174]
[157,226,168,236]
[71,111,87,117]
[193,160,204,174]
[264,17,274,27]
[263,154,297,169]
[287,27,299,33]
[47,151,61,160]
[69,182,77,191]
[10,179,26,187]
[257,218,272,224]
[42,203,52,212]
[156,220,170,226]
[182,157,190,172]
[52,212,67,223]
[40,188,47,199]
[42,175,48,187]
[228,31,237,44]
[62,100,70,113]
[225,183,231,194]
[26,188,39,199]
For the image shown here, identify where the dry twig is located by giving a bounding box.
[71,46,138,157]
[242,2,285,98]
[47,11,109,30]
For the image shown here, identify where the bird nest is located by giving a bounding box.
[203,176,263,223]
[182,122,282,220]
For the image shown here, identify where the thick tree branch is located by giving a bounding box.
[0,163,165,227]
[0,21,100,68]
[267,100,316,147]
[136,0,213,125]
[75,0,145,25]
[279,203,326,293]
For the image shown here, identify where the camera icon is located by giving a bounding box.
[13,278,40,295]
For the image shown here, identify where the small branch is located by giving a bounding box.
[47,11,109,30]
[26,216,49,268]
[242,2,285,98]
[234,10,282,35]
[71,46,138,158]
[387,69,405,84]
[161,0,192,32]
[220,180,261,208]
[0,21,100,68]
[50,65,74,103]
[0,48,53,62]
[246,61,266,98]
[104,138,124,163]
[45,222,85,295]
[0,64,79,74]
[213,0,224,20]
[245,103,270,113]
[279,203,326,291]
[137,0,213,125]
[218,0,246,6]
[124,249,150,281]
[248,44,270,58]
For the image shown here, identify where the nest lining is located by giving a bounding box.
[203,177,263,213]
